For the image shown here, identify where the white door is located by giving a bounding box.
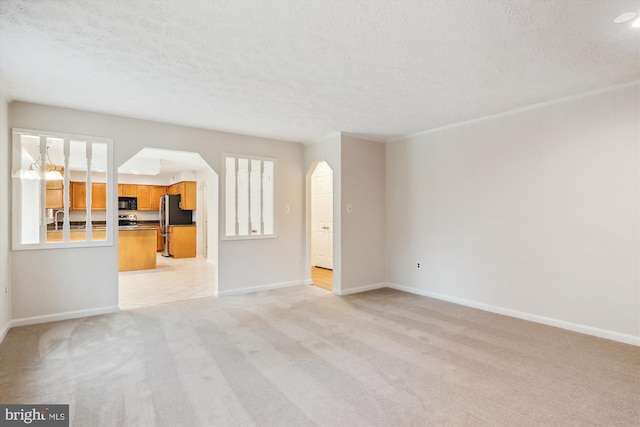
[311,162,333,269]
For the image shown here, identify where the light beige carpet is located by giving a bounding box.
[0,286,638,426]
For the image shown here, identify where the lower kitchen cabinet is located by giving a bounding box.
[119,229,157,271]
[168,225,196,258]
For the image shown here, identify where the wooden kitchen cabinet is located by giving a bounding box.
[150,186,166,211]
[46,188,64,209]
[71,182,107,210]
[136,185,166,211]
[91,183,107,210]
[168,225,196,258]
[118,229,157,271]
[47,230,107,242]
[118,184,137,197]
[71,182,86,210]
[167,181,196,210]
[136,185,151,210]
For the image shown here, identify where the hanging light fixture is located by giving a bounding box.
[12,145,64,181]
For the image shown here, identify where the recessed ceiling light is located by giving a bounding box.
[614,12,637,23]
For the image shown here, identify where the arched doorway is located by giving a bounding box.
[117,148,218,309]
[310,161,333,291]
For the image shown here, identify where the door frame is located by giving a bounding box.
[305,159,337,292]
[310,161,333,269]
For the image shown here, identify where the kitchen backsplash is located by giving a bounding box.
[67,210,161,222]
[120,210,160,221]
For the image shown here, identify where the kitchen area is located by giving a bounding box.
[41,144,218,309]
[116,147,218,310]
[117,180,197,272]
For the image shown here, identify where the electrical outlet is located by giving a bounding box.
[417,262,421,269]
[3,286,7,295]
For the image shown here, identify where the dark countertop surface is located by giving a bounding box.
[119,226,156,231]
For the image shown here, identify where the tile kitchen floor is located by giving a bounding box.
[119,254,216,310]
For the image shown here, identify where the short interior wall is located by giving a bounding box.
[386,84,640,344]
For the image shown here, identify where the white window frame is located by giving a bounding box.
[222,153,277,241]
[11,128,115,250]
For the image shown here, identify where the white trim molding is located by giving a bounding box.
[217,280,304,297]
[0,323,10,344]
[335,282,389,296]
[10,305,120,328]
[388,283,640,347]
[387,80,640,144]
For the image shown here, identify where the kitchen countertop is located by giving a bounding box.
[47,227,106,232]
[119,226,156,231]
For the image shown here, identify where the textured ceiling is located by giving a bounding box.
[1,0,639,143]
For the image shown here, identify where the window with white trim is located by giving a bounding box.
[223,154,276,239]
[11,128,114,250]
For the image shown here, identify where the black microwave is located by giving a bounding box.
[118,197,137,210]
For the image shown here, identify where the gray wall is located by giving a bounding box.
[9,102,305,321]
[386,84,640,342]
[340,135,386,292]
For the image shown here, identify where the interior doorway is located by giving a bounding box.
[310,161,333,291]
[117,148,218,309]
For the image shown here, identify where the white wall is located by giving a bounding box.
[9,102,304,321]
[340,135,386,292]
[304,133,342,291]
[386,84,640,344]
[117,173,172,185]
[0,96,11,341]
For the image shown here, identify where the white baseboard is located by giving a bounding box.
[388,283,639,347]
[218,280,304,297]
[336,282,389,296]
[10,305,120,328]
[0,322,10,344]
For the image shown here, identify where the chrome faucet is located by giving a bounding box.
[54,210,64,231]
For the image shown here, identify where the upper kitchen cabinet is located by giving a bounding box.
[118,184,137,197]
[45,187,64,209]
[92,183,107,210]
[136,185,151,210]
[150,186,166,211]
[167,181,196,210]
[71,182,107,210]
[132,185,166,211]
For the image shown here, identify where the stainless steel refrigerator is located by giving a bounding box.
[160,194,193,257]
